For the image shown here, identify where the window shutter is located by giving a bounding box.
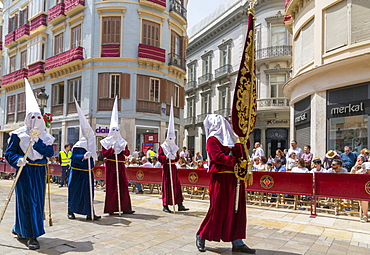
[102,17,109,44]
[19,10,24,26]
[351,0,370,44]
[142,20,148,45]
[14,14,18,29]
[137,75,150,100]
[98,73,110,99]
[179,86,184,108]
[166,81,174,105]
[181,36,187,59]
[8,18,12,33]
[160,79,167,103]
[170,31,176,53]
[154,23,160,47]
[119,73,130,99]
[301,19,314,66]
[325,1,347,52]
[113,17,121,44]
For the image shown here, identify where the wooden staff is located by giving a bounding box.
[168,157,176,213]
[47,164,53,226]
[85,133,94,221]
[115,152,122,216]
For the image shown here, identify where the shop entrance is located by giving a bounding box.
[266,128,288,157]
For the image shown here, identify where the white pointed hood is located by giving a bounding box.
[73,98,97,160]
[161,98,179,155]
[10,78,55,160]
[203,114,237,147]
[100,96,127,153]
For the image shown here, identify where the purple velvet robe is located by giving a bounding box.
[102,146,132,213]
[197,136,246,242]
[158,146,183,206]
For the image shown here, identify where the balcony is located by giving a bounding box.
[139,0,166,11]
[196,113,209,124]
[214,108,231,119]
[101,44,120,57]
[30,14,47,32]
[45,47,83,71]
[51,104,63,116]
[65,0,85,16]
[168,53,186,70]
[67,101,79,114]
[198,73,213,85]
[166,105,180,118]
[7,114,15,124]
[15,24,30,41]
[185,80,196,91]
[184,117,195,126]
[170,0,187,22]
[17,111,26,122]
[48,3,66,25]
[5,31,16,47]
[2,68,28,86]
[138,44,166,63]
[257,98,289,110]
[98,98,121,111]
[28,61,45,77]
[215,64,232,79]
[256,45,292,61]
[137,100,161,114]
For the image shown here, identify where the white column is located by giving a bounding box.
[311,91,327,158]
[61,121,67,146]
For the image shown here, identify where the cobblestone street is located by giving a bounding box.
[0,180,369,254]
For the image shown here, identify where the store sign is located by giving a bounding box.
[330,102,364,116]
[295,112,308,124]
[266,119,288,125]
[96,127,110,133]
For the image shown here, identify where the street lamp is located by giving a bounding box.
[37,88,49,115]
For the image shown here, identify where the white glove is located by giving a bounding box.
[166,153,176,160]
[114,148,121,154]
[83,151,92,159]
[32,137,39,143]
[17,157,28,167]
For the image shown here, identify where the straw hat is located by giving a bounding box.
[326,150,337,158]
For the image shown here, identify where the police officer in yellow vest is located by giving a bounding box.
[146,147,155,162]
[59,144,72,187]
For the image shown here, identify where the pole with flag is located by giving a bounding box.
[231,0,258,213]
[74,99,97,220]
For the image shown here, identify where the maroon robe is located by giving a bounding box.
[102,146,132,213]
[158,146,183,206]
[197,136,246,242]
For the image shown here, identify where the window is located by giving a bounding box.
[110,74,120,98]
[149,78,160,102]
[188,63,196,81]
[54,32,64,55]
[325,1,347,52]
[52,82,64,105]
[142,20,160,47]
[20,50,27,69]
[29,0,46,19]
[17,93,26,121]
[7,95,16,123]
[98,73,130,100]
[8,14,18,32]
[255,24,261,50]
[351,0,370,44]
[102,17,121,44]
[203,58,210,75]
[188,99,193,117]
[68,77,81,102]
[174,85,179,107]
[27,35,46,65]
[202,95,209,114]
[220,90,227,109]
[270,75,286,98]
[71,24,81,48]
[19,8,28,27]
[271,24,286,46]
[294,19,314,70]
[9,56,16,73]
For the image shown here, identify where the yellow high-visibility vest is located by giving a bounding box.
[59,150,72,166]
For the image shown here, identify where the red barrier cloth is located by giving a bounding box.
[158,147,183,206]
[197,137,246,242]
[246,171,313,196]
[49,164,62,176]
[5,163,16,173]
[126,167,162,184]
[315,173,370,201]
[93,166,106,181]
[102,146,132,213]
[177,168,211,187]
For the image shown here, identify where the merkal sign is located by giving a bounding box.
[330,102,364,116]
[294,112,307,124]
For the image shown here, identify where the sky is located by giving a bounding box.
[187,0,229,30]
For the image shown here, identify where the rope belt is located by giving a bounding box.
[218,171,234,174]
[72,167,92,172]
[106,159,125,163]
[165,162,176,165]
[26,163,47,166]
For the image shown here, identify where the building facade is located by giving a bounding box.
[0,0,188,156]
[185,0,292,158]
[284,0,370,158]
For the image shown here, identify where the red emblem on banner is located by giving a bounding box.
[136,170,144,180]
[260,175,274,189]
[95,168,103,178]
[365,181,370,195]
[188,172,198,184]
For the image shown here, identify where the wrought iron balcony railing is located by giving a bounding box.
[196,113,209,124]
[214,108,231,118]
[185,80,197,91]
[170,0,187,20]
[215,64,232,78]
[198,73,213,85]
[168,53,186,70]
[256,45,292,60]
[184,117,195,126]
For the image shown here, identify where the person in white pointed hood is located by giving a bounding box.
[157,99,189,213]
[100,96,134,215]
[67,99,101,221]
[5,79,55,250]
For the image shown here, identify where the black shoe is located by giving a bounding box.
[27,238,40,250]
[136,190,144,194]
[232,244,256,254]
[196,235,206,252]
[68,211,76,219]
[12,230,27,241]
[109,213,116,216]
[59,185,63,188]
[123,210,135,214]
[86,215,101,220]
[178,203,189,211]
[163,205,172,213]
